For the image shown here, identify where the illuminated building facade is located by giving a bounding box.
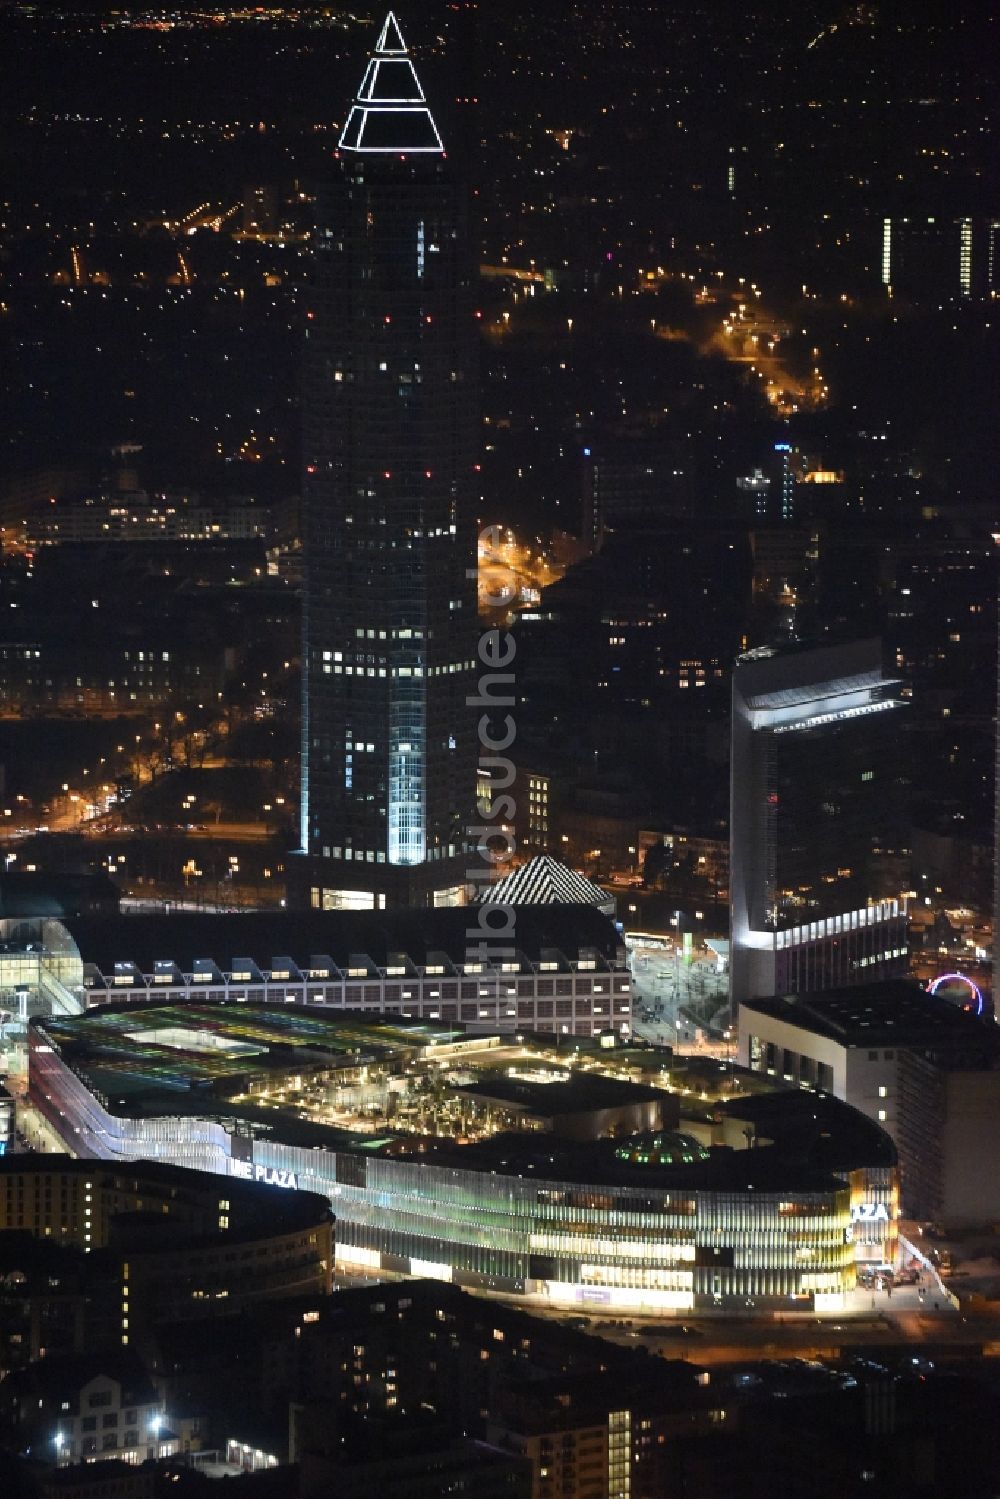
[0,1352,174,1468]
[22,491,273,546]
[881,215,975,301]
[740,980,1000,1226]
[730,640,909,1008]
[521,771,552,853]
[714,1089,899,1274]
[54,904,632,1039]
[30,1006,872,1315]
[0,641,228,717]
[736,466,771,519]
[487,1364,718,1499]
[988,219,1000,297]
[0,1156,334,1356]
[0,1082,13,1154]
[774,441,794,523]
[737,447,795,525]
[297,12,478,910]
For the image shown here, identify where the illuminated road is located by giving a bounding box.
[706,294,827,415]
[142,820,273,842]
[539,1305,999,1366]
[642,272,828,417]
[478,529,570,622]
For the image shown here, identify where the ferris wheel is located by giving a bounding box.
[927,972,984,1017]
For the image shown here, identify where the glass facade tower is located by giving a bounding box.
[295,13,478,910]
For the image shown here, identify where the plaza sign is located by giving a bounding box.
[851,1202,889,1223]
[230,1160,299,1189]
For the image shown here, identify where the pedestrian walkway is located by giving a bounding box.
[16,1101,74,1157]
[843,1279,957,1317]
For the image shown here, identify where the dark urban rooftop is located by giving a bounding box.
[0,1153,332,1241]
[63,902,625,977]
[741,981,1000,1061]
[0,1348,157,1409]
[717,1088,898,1170]
[0,871,120,920]
[453,1070,665,1115]
[404,1132,854,1197]
[497,1359,710,1428]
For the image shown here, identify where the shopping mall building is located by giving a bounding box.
[27,1001,898,1316]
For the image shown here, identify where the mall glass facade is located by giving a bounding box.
[31,1027,855,1314]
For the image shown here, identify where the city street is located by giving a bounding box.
[538,1300,1000,1367]
[627,937,730,1050]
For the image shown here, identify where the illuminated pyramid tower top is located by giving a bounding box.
[338,11,445,155]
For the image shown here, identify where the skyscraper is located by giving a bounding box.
[295,12,478,911]
[730,639,909,1008]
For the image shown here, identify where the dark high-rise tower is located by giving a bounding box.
[730,640,910,1008]
[294,12,478,911]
